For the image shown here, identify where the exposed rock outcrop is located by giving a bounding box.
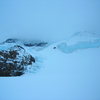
[0,45,35,76]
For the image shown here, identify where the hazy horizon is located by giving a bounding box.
[0,0,100,41]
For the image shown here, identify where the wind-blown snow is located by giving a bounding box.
[0,32,100,100]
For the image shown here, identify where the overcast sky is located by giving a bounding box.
[0,0,100,41]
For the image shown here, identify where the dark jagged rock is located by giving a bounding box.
[4,38,18,43]
[24,42,48,47]
[0,45,35,77]
[2,38,48,48]
[24,43,36,47]
[36,42,48,47]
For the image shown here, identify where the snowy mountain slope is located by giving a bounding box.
[0,32,100,100]
[0,38,49,76]
[0,31,100,76]
[67,31,100,45]
[0,43,100,100]
[56,31,100,53]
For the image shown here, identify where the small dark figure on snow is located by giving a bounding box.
[53,47,56,49]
